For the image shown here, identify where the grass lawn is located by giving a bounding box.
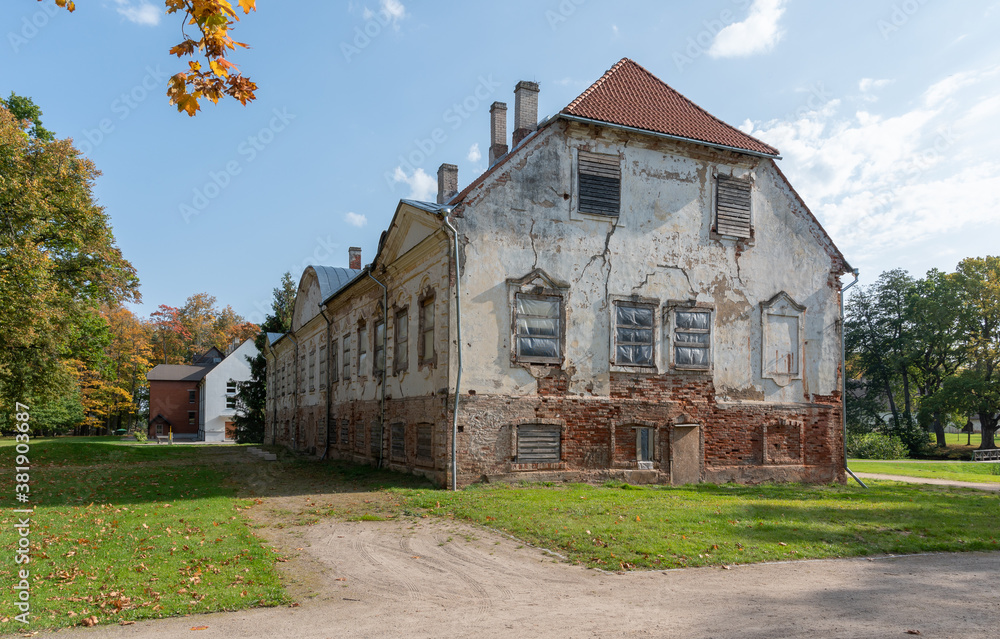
[3,438,1000,632]
[0,437,286,633]
[937,432,983,447]
[389,480,1000,571]
[849,460,1000,483]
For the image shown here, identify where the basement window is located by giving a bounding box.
[715,174,751,238]
[416,423,433,463]
[636,428,652,463]
[514,293,562,364]
[340,419,350,447]
[516,424,561,464]
[370,422,382,457]
[391,422,406,460]
[614,302,655,367]
[577,151,620,216]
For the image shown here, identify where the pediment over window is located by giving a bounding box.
[506,268,570,293]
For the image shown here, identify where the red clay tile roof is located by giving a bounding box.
[561,58,779,157]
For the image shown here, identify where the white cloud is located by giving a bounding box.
[707,0,786,58]
[467,143,481,163]
[363,0,406,29]
[858,78,892,92]
[344,212,368,228]
[114,0,161,26]
[612,24,619,37]
[746,65,1000,273]
[392,167,436,202]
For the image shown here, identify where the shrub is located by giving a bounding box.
[847,432,908,460]
[133,430,147,443]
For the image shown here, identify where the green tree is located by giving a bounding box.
[233,272,295,443]
[941,257,1000,450]
[845,269,925,453]
[0,99,139,411]
[906,270,966,446]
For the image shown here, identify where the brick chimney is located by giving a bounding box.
[489,101,508,165]
[348,247,361,270]
[512,81,539,147]
[437,163,458,204]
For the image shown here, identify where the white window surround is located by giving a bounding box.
[761,292,805,387]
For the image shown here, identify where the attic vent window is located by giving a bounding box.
[578,151,620,216]
[715,174,752,238]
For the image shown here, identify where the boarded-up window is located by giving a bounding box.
[578,151,620,216]
[419,296,435,365]
[416,423,433,463]
[358,323,368,376]
[391,422,406,459]
[514,293,561,363]
[373,320,385,377]
[394,308,409,373]
[370,422,381,457]
[355,422,365,453]
[331,339,339,382]
[340,419,350,448]
[342,334,351,381]
[715,174,751,238]
[671,308,711,370]
[517,424,561,463]
[614,302,655,366]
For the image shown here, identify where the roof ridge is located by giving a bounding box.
[560,58,778,156]
[562,58,631,113]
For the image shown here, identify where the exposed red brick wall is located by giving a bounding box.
[270,372,844,488]
[148,380,200,437]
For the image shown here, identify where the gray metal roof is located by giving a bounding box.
[146,364,214,382]
[266,332,285,346]
[310,265,362,301]
[400,199,451,214]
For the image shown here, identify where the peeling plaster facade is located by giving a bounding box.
[266,64,850,487]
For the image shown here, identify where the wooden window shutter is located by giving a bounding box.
[516,424,561,463]
[578,151,620,216]
[715,174,751,238]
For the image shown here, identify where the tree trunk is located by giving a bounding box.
[901,371,913,426]
[883,379,900,431]
[979,411,998,450]
[932,412,946,447]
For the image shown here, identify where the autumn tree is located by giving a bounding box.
[45,0,257,115]
[149,293,259,364]
[0,97,139,415]
[233,272,295,443]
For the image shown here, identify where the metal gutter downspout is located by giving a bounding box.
[367,271,388,469]
[319,305,334,461]
[840,269,867,488]
[441,207,462,491]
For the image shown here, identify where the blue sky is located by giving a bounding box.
[3,0,999,324]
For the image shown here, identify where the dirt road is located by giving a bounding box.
[39,514,1000,639]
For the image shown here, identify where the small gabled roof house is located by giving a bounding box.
[266,58,851,487]
[147,340,257,441]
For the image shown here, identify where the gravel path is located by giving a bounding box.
[35,516,1000,639]
[854,472,1000,492]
